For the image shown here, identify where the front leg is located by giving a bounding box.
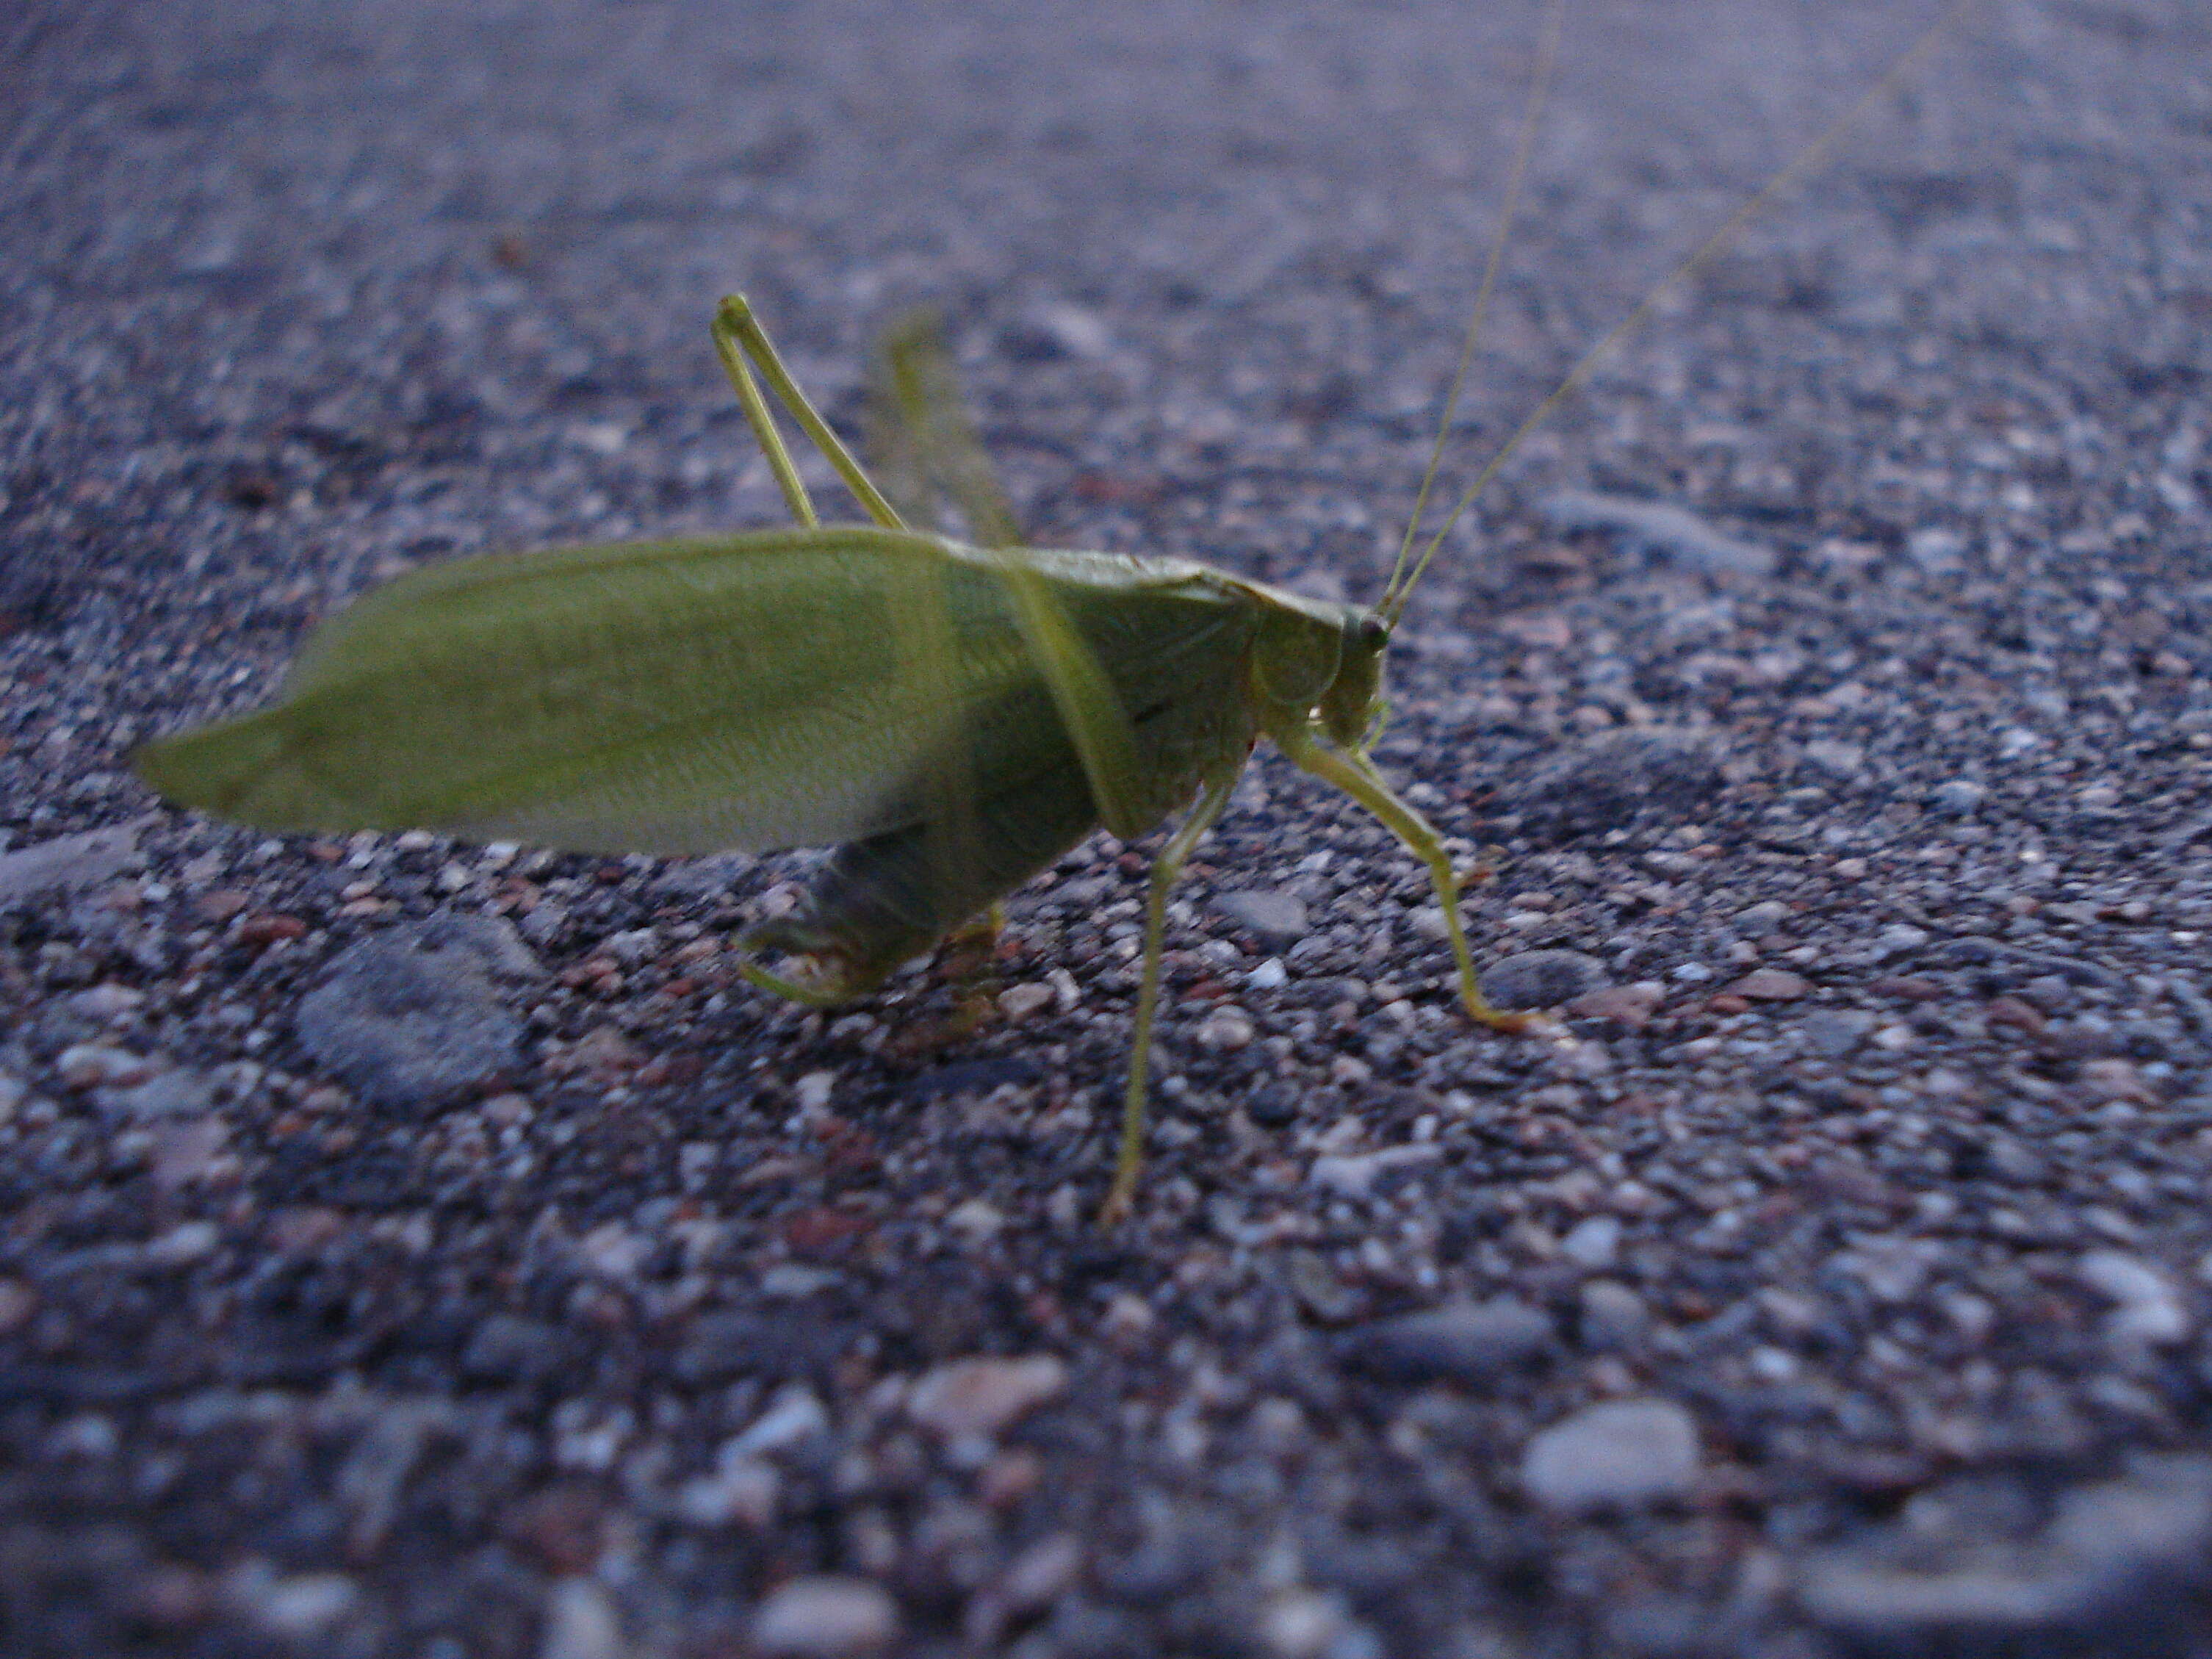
[1273,724,1529,1032]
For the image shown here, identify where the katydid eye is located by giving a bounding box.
[1358,616,1388,650]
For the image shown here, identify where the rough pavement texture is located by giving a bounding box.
[6,1,2212,1655]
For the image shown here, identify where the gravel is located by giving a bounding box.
[1795,1456,2212,1649]
[7,0,2212,1655]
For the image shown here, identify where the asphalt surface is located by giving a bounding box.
[6,1,2212,1655]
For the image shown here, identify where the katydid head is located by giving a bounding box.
[1247,591,1390,749]
[1319,609,1391,751]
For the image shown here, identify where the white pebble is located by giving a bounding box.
[1522,1399,1701,1514]
[751,1576,898,1658]
[907,1355,1067,1439]
[538,1579,622,1659]
[998,982,1054,1021]
[2080,1250,2190,1345]
[1560,1215,1621,1270]
[1196,1004,1255,1051]
[731,1386,830,1461]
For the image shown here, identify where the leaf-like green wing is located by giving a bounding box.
[134,526,1251,857]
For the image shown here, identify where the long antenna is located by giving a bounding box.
[1380,3,1967,625]
[1383,0,1567,611]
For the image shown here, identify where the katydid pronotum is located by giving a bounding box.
[132,4,1956,1220]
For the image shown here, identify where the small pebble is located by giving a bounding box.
[752,1577,899,1658]
[145,1221,221,1265]
[2079,1058,2154,1104]
[1195,1004,1255,1051]
[1724,967,1812,1001]
[1521,1399,1701,1514]
[1578,1280,1650,1351]
[0,1280,36,1334]
[1309,1142,1441,1198]
[1733,899,1792,934]
[1567,982,1665,1028]
[998,982,1054,1021]
[945,1198,1006,1241]
[1260,1588,1364,1659]
[992,1533,1084,1622]
[1799,1009,1876,1057]
[1870,923,1932,961]
[731,1385,830,1458]
[1560,1215,1622,1270]
[1510,729,1725,841]
[673,1455,779,1528]
[1797,1457,2212,1641]
[101,1067,217,1118]
[2078,1251,2189,1346]
[1927,777,1989,815]
[907,1356,1067,1439]
[574,1223,649,1278]
[57,1045,156,1090]
[0,822,140,910]
[226,1563,360,1639]
[1907,527,1968,572]
[1214,888,1309,944]
[1803,738,1866,778]
[1541,491,1776,575]
[539,1578,622,1659]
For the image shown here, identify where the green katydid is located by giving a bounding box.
[132,291,1532,1221]
[132,1,1956,1220]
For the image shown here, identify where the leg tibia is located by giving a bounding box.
[1277,728,1529,1032]
[1099,766,1240,1223]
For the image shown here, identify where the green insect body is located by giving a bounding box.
[134,295,1524,1219]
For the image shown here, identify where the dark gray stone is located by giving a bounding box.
[1510,731,1726,842]
[1798,1008,1878,1058]
[1578,1279,1651,1351]
[1479,949,1607,1011]
[651,852,754,901]
[295,915,540,1112]
[1244,1082,1302,1128]
[1338,1298,1554,1384]
[674,1310,856,1385]
[458,1314,572,1383]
